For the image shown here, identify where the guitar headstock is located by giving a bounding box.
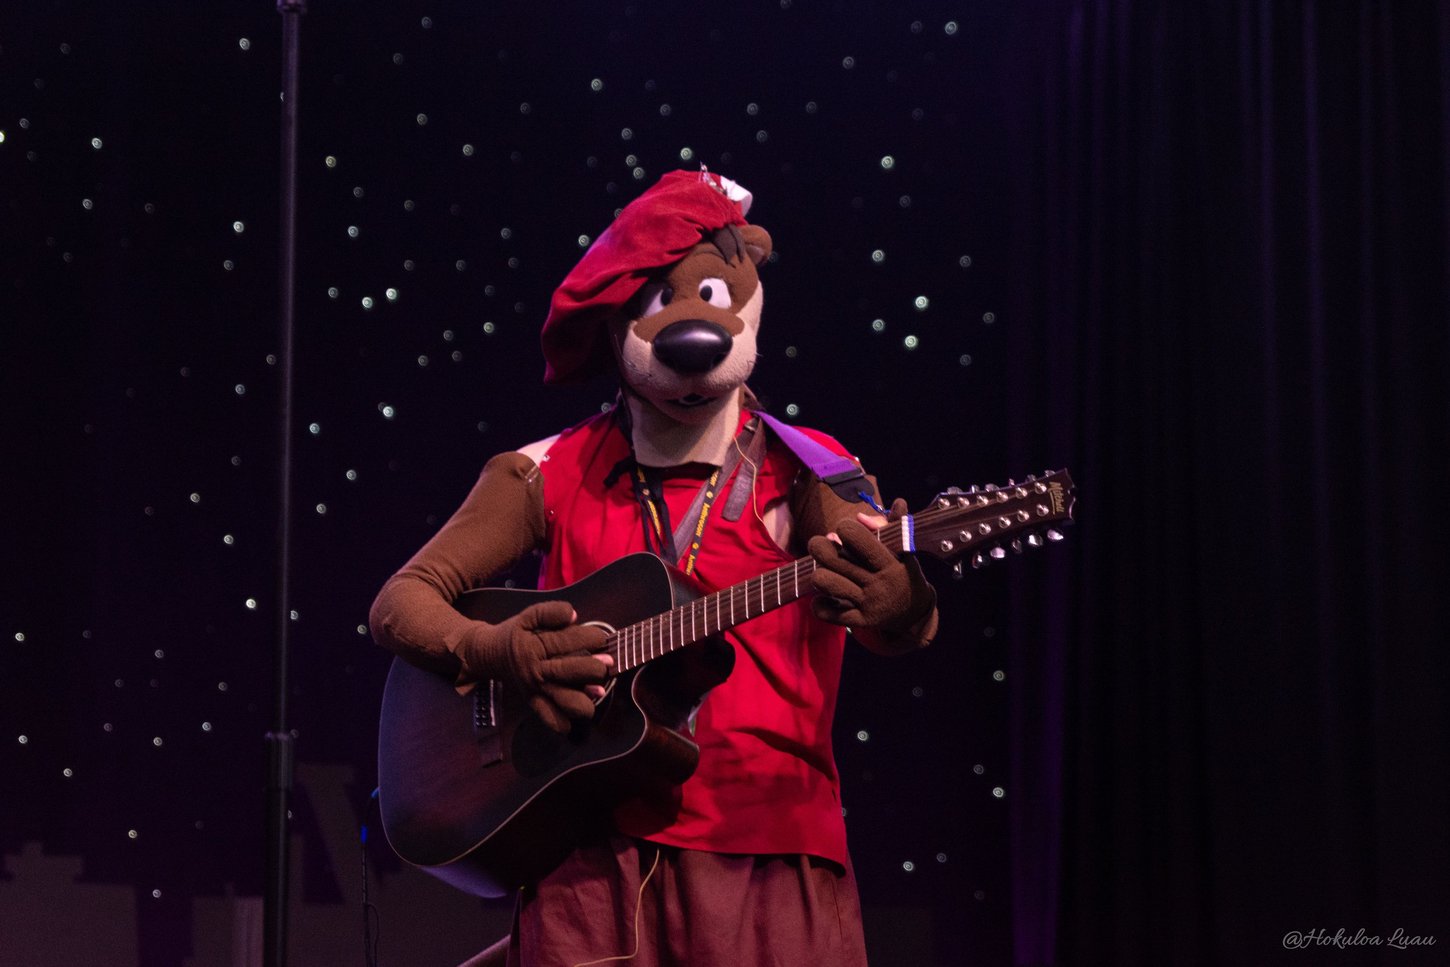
[895,470,1075,573]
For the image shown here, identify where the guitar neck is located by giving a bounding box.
[600,468,1074,673]
[606,519,906,672]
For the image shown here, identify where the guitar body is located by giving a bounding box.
[377,553,735,897]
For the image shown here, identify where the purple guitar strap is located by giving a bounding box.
[751,411,874,504]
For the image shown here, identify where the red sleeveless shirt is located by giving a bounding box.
[539,408,854,865]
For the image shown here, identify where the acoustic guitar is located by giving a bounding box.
[377,471,1075,897]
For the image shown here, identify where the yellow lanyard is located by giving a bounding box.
[634,465,721,576]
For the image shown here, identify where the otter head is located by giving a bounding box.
[612,223,773,426]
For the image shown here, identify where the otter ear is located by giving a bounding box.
[740,225,773,267]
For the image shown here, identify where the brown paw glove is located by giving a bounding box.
[455,600,611,734]
[808,499,937,638]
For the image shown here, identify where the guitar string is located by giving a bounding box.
[601,485,1064,670]
[612,512,915,667]
[604,556,815,672]
[601,505,950,668]
[568,844,662,967]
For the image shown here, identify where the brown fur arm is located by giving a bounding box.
[791,473,939,655]
[368,452,547,677]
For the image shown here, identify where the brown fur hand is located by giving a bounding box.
[457,600,610,734]
[808,501,936,634]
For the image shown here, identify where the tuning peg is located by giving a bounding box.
[1026,533,1043,547]
[945,486,964,494]
[1046,529,1064,542]
[952,561,965,580]
[1005,478,1015,487]
[971,553,986,569]
[1026,473,1038,482]
[990,546,1007,560]
[1011,538,1024,553]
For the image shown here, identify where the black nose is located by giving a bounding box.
[651,320,733,374]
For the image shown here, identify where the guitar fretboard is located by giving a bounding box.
[605,518,909,672]
[600,474,1072,673]
[606,556,816,672]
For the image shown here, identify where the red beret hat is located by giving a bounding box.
[541,169,752,384]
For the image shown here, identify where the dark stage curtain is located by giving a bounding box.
[1000,2,1450,964]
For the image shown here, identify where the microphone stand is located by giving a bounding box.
[265,2,306,965]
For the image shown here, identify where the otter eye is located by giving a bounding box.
[638,283,674,318]
[697,277,731,309]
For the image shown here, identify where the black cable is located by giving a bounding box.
[361,788,381,967]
